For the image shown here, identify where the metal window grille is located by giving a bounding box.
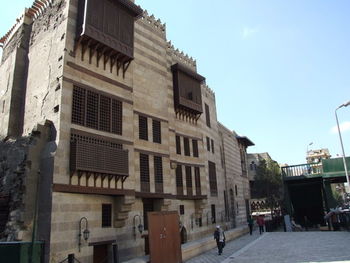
[211,139,214,154]
[194,167,201,195]
[139,115,148,140]
[154,156,163,193]
[152,119,161,144]
[185,166,192,196]
[179,205,185,215]
[111,99,122,135]
[72,86,86,125]
[176,136,181,154]
[206,137,210,151]
[102,204,112,227]
[140,153,150,192]
[86,90,99,129]
[205,103,211,128]
[184,137,190,156]
[72,86,122,135]
[208,161,217,196]
[192,140,199,157]
[99,95,111,132]
[176,165,183,195]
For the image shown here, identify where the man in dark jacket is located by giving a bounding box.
[213,225,225,255]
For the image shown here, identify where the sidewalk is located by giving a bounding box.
[187,231,350,263]
[185,229,261,263]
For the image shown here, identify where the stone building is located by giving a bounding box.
[0,0,253,262]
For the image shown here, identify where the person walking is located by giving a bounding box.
[213,225,225,255]
[257,215,265,234]
[247,215,254,235]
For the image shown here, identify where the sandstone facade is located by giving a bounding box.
[0,0,253,262]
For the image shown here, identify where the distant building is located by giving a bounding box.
[306,148,331,164]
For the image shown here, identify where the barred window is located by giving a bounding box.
[139,115,148,140]
[211,204,216,224]
[206,137,210,151]
[184,137,190,156]
[208,161,217,196]
[140,153,150,192]
[99,95,111,132]
[176,136,181,154]
[211,139,214,154]
[72,86,122,134]
[154,156,163,193]
[185,166,192,196]
[86,90,99,129]
[153,120,161,144]
[205,103,211,128]
[192,140,199,157]
[179,205,185,215]
[176,165,183,187]
[194,167,201,195]
[102,204,112,227]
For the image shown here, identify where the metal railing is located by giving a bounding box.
[282,162,322,177]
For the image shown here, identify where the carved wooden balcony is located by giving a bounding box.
[171,63,205,118]
[75,0,143,76]
[70,139,129,179]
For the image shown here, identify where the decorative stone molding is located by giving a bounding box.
[140,10,166,36]
[203,84,215,98]
[167,41,197,69]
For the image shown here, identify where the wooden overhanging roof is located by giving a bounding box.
[171,63,205,83]
[236,136,255,147]
[118,0,143,18]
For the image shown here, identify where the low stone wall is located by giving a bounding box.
[122,226,249,263]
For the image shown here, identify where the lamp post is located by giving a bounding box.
[335,101,350,192]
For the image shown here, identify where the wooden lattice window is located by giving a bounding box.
[206,137,210,152]
[102,204,112,227]
[154,156,163,193]
[139,115,148,141]
[140,153,150,192]
[192,140,199,157]
[72,86,122,135]
[211,139,214,154]
[194,167,201,195]
[71,133,122,149]
[176,136,181,155]
[152,120,161,144]
[176,165,183,195]
[184,137,190,156]
[185,166,192,196]
[205,103,211,128]
[208,161,217,196]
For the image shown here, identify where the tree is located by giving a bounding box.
[253,159,283,212]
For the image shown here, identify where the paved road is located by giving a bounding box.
[186,231,350,263]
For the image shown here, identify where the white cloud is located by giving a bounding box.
[242,26,259,39]
[331,121,350,134]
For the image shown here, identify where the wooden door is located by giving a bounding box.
[148,211,182,263]
[93,244,108,263]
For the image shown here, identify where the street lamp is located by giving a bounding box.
[335,101,350,192]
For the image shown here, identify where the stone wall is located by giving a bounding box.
[0,121,53,242]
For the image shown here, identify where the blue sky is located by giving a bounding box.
[1,0,349,165]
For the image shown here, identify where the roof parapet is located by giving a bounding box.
[167,40,196,69]
[141,10,166,36]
